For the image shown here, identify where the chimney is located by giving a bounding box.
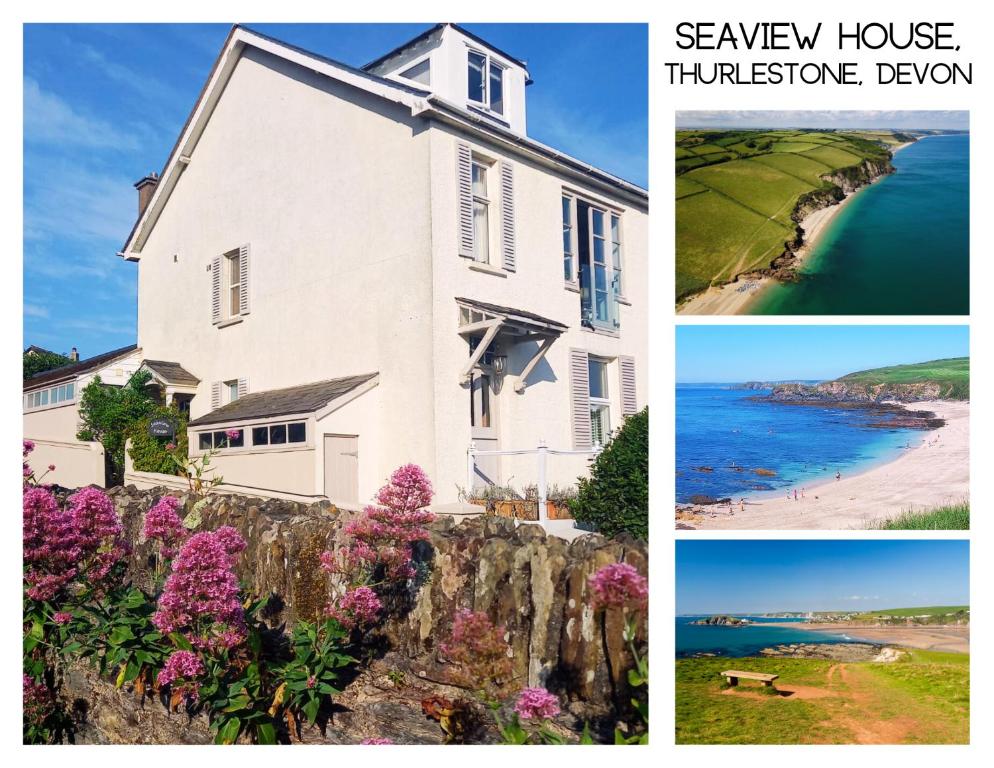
[70,347,79,362]
[134,172,159,218]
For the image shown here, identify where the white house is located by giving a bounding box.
[32,23,648,507]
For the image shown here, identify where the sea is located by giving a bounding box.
[753,133,969,315]
[675,384,919,503]
[676,616,857,657]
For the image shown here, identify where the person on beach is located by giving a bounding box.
[740,498,745,512]
[835,471,841,481]
[793,489,798,501]
[801,487,806,499]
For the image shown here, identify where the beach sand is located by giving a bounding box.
[687,400,969,530]
[765,623,969,654]
[677,153,896,316]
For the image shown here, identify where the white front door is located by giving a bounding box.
[324,434,358,503]
[470,372,500,488]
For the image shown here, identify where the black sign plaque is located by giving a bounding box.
[149,418,177,439]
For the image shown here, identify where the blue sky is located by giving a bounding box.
[676,540,970,615]
[23,23,648,357]
[676,325,969,383]
[676,110,969,130]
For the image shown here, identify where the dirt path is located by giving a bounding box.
[823,663,920,744]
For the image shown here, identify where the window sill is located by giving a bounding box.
[468,261,507,278]
[582,324,621,338]
[216,316,244,329]
[564,281,580,293]
[616,295,632,306]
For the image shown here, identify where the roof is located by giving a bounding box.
[455,297,568,331]
[24,345,60,356]
[23,344,139,390]
[362,22,528,73]
[141,360,200,386]
[120,25,645,259]
[188,373,378,426]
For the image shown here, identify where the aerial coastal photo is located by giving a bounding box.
[675,325,969,530]
[675,110,969,315]
[675,540,970,745]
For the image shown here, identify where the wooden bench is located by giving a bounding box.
[721,670,779,688]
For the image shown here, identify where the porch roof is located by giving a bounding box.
[141,360,200,387]
[188,373,378,427]
[455,297,568,334]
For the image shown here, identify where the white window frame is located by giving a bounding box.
[569,192,625,333]
[24,381,77,412]
[466,47,506,116]
[471,158,492,264]
[588,357,611,447]
[225,250,241,319]
[224,379,240,404]
[562,193,579,289]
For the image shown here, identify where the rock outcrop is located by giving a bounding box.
[690,615,749,626]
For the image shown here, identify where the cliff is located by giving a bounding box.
[769,380,949,404]
[690,615,750,626]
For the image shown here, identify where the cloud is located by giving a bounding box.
[23,304,49,318]
[842,595,880,601]
[24,77,142,150]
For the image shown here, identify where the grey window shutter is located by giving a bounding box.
[500,161,516,271]
[211,255,222,324]
[619,355,638,417]
[211,381,221,410]
[238,244,250,315]
[237,378,248,398]
[569,349,592,450]
[457,142,474,258]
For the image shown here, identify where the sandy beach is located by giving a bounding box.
[766,623,969,654]
[683,400,969,530]
[677,150,904,316]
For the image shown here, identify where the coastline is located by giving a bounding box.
[679,399,969,530]
[676,146,909,316]
[763,623,969,654]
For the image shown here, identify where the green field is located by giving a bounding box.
[839,356,969,399]
[851,606,969,619]
[675,128,899,303]
[676,650,969,744]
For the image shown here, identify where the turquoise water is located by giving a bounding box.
[754,134,969,315]
[676,385,917,503]
[676,616,859,657]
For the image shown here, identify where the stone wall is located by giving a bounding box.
[108,485,647,711]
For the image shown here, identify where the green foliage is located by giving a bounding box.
[570,407,648,540]
[840,357,969,400]
[77,370,159,484]
[275,618,356,727]
[23,348,72,379]
[126,408,189,474]
[873,502,969,530]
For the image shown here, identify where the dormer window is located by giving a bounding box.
[467,50,504,115]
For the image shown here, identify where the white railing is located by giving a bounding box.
[466,440,602,526]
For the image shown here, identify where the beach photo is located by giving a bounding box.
[675,325,969,530]
[675,539,970,745]
[675,110,969,315]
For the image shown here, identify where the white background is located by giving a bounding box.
[0,0,989,764]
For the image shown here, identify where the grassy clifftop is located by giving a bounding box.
[675,128,902,302]
[839,357,969,400]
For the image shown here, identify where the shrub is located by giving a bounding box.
[570,407,648,540]
[127,407,189,474]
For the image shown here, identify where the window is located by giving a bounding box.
[198,421,305,452]
[226,251,241,318]
[471,161,490,264]
[562,195,576,283]
[399,58,430,86]
[576,199,622,330]
[588,358,611,446]
[25,381,77,410]
[226,380,239,404]
[470,372,492,429]
[467,50,505,115]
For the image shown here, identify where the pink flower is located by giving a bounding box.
[513,687,561,720]
[67,487,126,583]
[587,562,648,612]
[23,440,35,457]
[47,464,56,472]
[165,442,176,451]
[152,528,247,651]
[306,675,317,689]
[53,611,73,625]
[23,674,54,728]
[327,586,382,630]
[375,463,434,514]
[144,496,187,560]
[157,650,204,702]
[440,609,514,697]
[360,737,394,745]
[225,429,241,441]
